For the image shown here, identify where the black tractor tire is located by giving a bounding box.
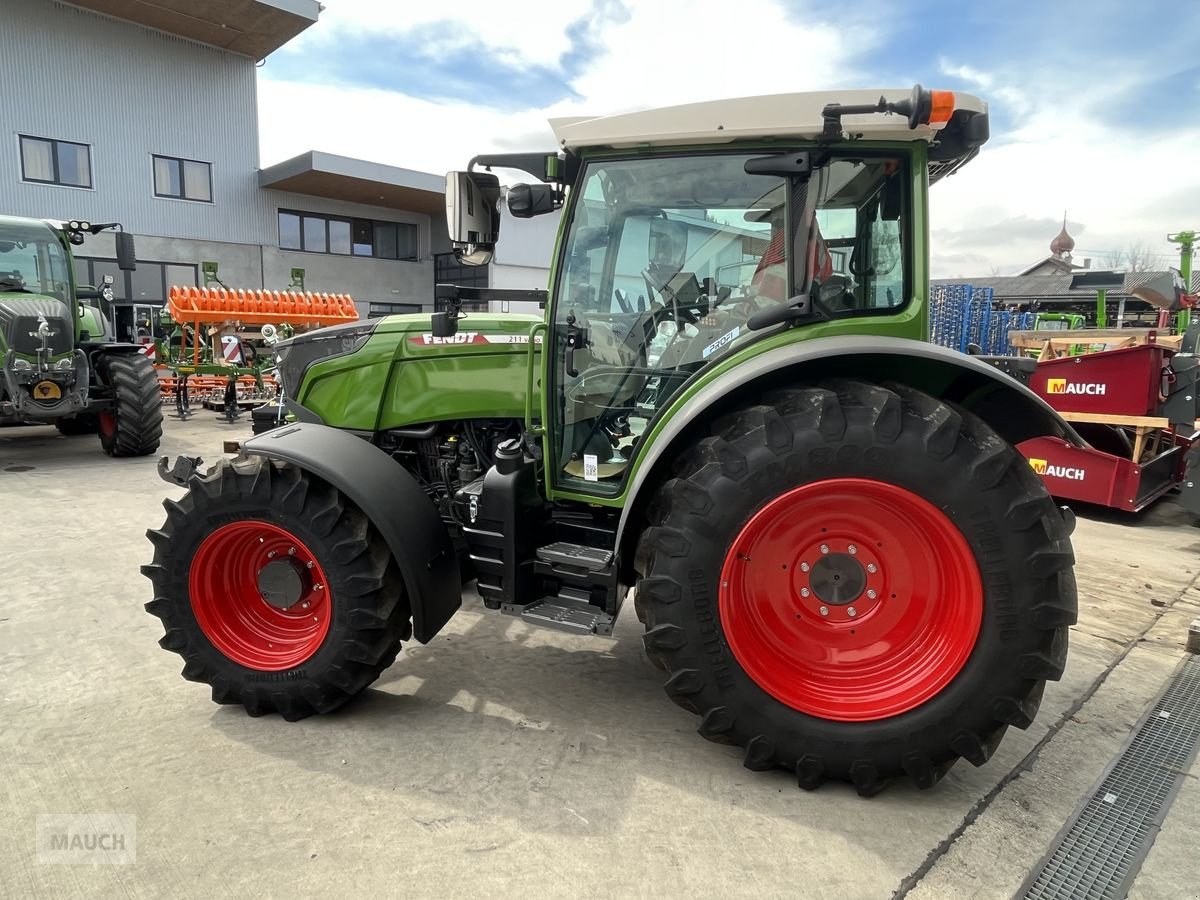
[96,353,163,457]
[55,413,100,435]
[143,456,410,720]
[634,380,1077,796]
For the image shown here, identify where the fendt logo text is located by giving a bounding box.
[1046,378,1106,395]
[1029,458,1086,481]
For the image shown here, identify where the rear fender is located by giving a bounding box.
[241,422,462,642]
[616,335,1083,576]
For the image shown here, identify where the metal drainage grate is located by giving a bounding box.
[1021,653,1200,900]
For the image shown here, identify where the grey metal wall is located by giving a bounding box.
[0,0,267,244]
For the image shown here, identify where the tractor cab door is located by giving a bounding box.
[546,153,790,494]
[545,151,913,498]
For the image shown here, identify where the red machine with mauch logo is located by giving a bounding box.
[1013,337,1200,513]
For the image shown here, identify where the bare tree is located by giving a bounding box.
[1124,241,1154,272]
[1097,241,1155,272]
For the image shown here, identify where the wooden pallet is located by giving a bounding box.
[1009,328,1182,360]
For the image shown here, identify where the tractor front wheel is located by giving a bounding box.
[143,457,411,720]
[96,353,163,457]
[634,380,1077,795]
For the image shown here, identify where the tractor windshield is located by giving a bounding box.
[0,221,72,300]
[550,151,910,492]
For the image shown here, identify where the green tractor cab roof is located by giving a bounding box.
[550,87,988,181]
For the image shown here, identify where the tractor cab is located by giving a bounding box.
[441,86,989,496]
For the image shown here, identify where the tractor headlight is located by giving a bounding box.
[273,320,379,397]
[56,358,73,370]
[13,358,31,371]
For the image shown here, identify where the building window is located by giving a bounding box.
[278,210,418,260]
[435,252,489,290]
[153,155,212,202]
[19,135,92,188]
[367,301,422,318]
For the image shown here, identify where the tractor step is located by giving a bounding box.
[503,593,615,636]
[535,541,613,572]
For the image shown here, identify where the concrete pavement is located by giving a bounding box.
[1,413,1197,899]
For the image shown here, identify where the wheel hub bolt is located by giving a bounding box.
[800,562,810,572]
[847,607,857,617]
[315,584,324,591]
[819,606,829,616]
[867,563,877,573]
[267,550,277,559]
[819,544,829,554]
[800,588,811,597]
[848,544,857,555]
[288,547,296,556]
[867,589,877,599]
[306,561,315,569]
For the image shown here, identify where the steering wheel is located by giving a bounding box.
[640,269,714,326]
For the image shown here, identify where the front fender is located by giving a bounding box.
[617,335,1083,569]
[241,423,462,643]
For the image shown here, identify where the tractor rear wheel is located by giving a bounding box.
[96,353,163,457]
[55,413,99,435]
[634,380,1077,795]
[143,457,410,720]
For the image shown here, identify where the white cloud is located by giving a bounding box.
[276,0,598,69]
[259,1,874,170]
[258,1,1199,279]
[930,60,1200,277]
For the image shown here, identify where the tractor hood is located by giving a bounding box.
[283,311,543,432]
[0,294,74,358]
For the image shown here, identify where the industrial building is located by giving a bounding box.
[1,0,552,339]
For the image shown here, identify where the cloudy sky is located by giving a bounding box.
[258,0,1200,278]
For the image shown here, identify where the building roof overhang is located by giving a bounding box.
[259,152,446,217]
[65,0,319,59]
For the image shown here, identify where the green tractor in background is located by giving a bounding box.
[147,87,1079,796]
[0,216,162,454]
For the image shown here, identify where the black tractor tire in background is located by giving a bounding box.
[96,353,163,457]
[143,457,411,720]
[634,379,1077,796]
[55,413,100,436]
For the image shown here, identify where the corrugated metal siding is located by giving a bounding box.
[0,0,272,244]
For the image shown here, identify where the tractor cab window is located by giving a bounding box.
[551,152,907,492]
[0,222,71,300]
[811,158,907,312]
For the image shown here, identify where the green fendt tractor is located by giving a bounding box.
[0,216,162,454]
[146,87,1080,795]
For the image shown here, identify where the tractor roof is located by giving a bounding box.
[550,88,989,181]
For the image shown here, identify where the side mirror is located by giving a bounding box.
[446,171,500,266]
[115,231,136,271]
[507,183,557,219]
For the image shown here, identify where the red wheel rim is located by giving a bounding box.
[719,478,983,721]
[99,412,116,439]
[188,521,332,670]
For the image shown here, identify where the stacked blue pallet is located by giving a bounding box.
[929,284,1028,355]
